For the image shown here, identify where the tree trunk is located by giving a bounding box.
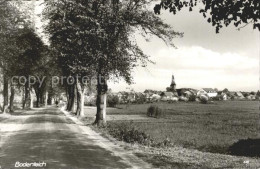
[9,82,15,113]
[39,92,43,105]
[21,88,24,108]
[44,91,48,107]
[66,86,71,110]
[69,86,74,111]
[34,87,40,107]
[29,90,34,109]
[95,77,102,125]
[76,78,85,117]
[39,89,45,105]
[67,84,76,112]
[36,92,40,107]
[94,73,107,126]
[102,92,107,124]
[3,74,9,113]
[81,92,85,116]
[23,81,29,109]
[47,94,52,105]
[72,84,77,113]
[66,87,69,108]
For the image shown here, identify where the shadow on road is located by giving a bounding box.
[0,130,130,168]
[0,107,131,169]
[10,107,64,116]
[0,107,75,124]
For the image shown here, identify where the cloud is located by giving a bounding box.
[153,46,258,72]
[109,46,259,92]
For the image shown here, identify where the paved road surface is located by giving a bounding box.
[0,107,147,169]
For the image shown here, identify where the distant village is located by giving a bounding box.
[85,75,260,106]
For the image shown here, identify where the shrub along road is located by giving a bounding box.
[0,107,150,169]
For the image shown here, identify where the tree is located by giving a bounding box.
[0,0,49,113]
[43,0,97,117]
[0,1,25,113]
[44,0,181,125]
[257,91,260,95]
[154,0,260,33]
[250,91,256,95]
[136,93,146,104]
[89,0,181,126]
[107,95,119,107]
[223,88,229,93]
[243,92,249,97]
[13,28,47,109]
[30,47,58,108]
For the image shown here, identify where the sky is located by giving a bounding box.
[109,5,259,92]
[33,1,259,92]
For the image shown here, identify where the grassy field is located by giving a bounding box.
[106,101,260,154]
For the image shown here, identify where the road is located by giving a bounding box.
[0,107,149,169]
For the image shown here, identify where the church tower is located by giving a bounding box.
[170,75,176,90]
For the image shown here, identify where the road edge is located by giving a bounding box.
[60,107,153,169]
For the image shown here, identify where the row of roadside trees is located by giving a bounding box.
[0,0,61,114]
[43,0,181,126]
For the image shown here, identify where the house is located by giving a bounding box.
[197,90,206,96]
[135,92,144,98]
[151,94,161,102]
[228,91,245,100]
[116,92,123,103]
[235,91,245,99]
[200,94,209,101]
[221,92,228,100]
[116,92,123,102]
[177,88,197,97]
[161,92,173,100]
[161,92,179,102]
[135,92,146,103]
[128,92,136,102]
[229,92,236,99]
[179,96,188,101]
[161,92,173,101]
[145,92,153,102]
[242,92,250,97]
[117,92,129,103]
[184,91,193,97]
[246,94,256,100]
[198,88,218,98]
[190,89,198,96]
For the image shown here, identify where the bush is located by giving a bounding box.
[212,95,223,101]
[230,95,235,100]
[147,105,165,118]
[107,122,153,146]
[200,95,208,104]
[107,95,119,107]
[179,96,188,102]
[188,94,196,102]
[136,94,146,104]
[155,137,172,147]
[84,96,96,106]
[105,122,174,148]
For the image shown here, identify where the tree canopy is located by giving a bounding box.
[154,0,260,33]
[43,0,182,123]
[44,0,182,82]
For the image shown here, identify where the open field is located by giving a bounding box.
[104,101,260,154]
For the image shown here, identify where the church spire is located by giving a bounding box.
[171,75,176,85]
[170,75,176,90]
